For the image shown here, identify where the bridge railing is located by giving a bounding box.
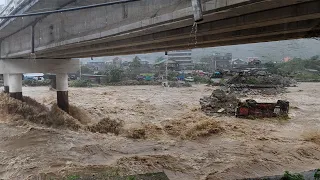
[0,0,25,22]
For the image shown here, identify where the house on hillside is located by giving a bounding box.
[232,58,247,68]
[283,57,292,62]
[247,57,262,67]
[154,59,179,71]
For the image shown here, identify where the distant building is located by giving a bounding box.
[283,57,292,62]
[212,53,232,70]
[140,61,149,65]
[140,60,153,73]
[168,50,194,70]
[154,59,178,72]
[244,57,261,67]
[121,61,131,69]
[232,58,247,68]
[105,61,113,66]
[247,57,260,62]
[112,57,122,68]
[86,61,106,71]
[23,73,44,81]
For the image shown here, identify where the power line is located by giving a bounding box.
[0,0,140,19]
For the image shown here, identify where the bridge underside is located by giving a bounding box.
[12,0,320,59]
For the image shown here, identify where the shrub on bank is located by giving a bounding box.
[193,76,210,84]
[168,81,192,87]
[23,79,51,87]
[105,80,161,86]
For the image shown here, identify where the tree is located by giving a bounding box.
[103,67,123,83]
[310,55,320,61]
[167,71,179,81]
[127,56,142,79]
[194,63,211,72]
[80,65,93,74]
[264,61,278,74]
[130,56,142,68]
[109,68,123,82]
[77,65,93,77]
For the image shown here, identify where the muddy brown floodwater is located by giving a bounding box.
[0,83,320,180]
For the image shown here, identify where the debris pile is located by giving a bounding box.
[227,74,296,87]
[226,73,296,95]
[228,84,284,96]
[200,89,240,115]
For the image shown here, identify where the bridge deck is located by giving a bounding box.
[0,0,319,58]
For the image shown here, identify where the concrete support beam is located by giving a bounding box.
[52,18,320,58]
[0,59,79,74]
[56,73,69,113]
[79,30,316,57]
[3,74,9,93]
[1,0,319,59]
[9,73,22,100]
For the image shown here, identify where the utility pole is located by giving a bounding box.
[165,51,168,86]
[79,60,82,80]
[214,60,217,71]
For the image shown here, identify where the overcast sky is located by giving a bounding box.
[0,0,5,5]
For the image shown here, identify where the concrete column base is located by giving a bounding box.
[3,74,9,93]
[56,73,69,113]
[9,73,22,101]
[4,86,9,93]
[57,91,69,113]
[51,75,56,89]
[10,92,23,100]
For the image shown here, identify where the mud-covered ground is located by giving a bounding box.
[0,83,320,180]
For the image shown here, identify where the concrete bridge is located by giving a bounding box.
[0,0,319,112]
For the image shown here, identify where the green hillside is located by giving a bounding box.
[265,56,320,82]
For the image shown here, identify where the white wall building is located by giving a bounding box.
[167,50,193,70]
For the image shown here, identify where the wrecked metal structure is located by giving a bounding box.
[236,99,289,118]
[200,89,290,118]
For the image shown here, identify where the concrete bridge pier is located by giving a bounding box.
[3,74,9,93]
[56,73,69,113]
[9,73,23,100]
[0,58,79,113]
